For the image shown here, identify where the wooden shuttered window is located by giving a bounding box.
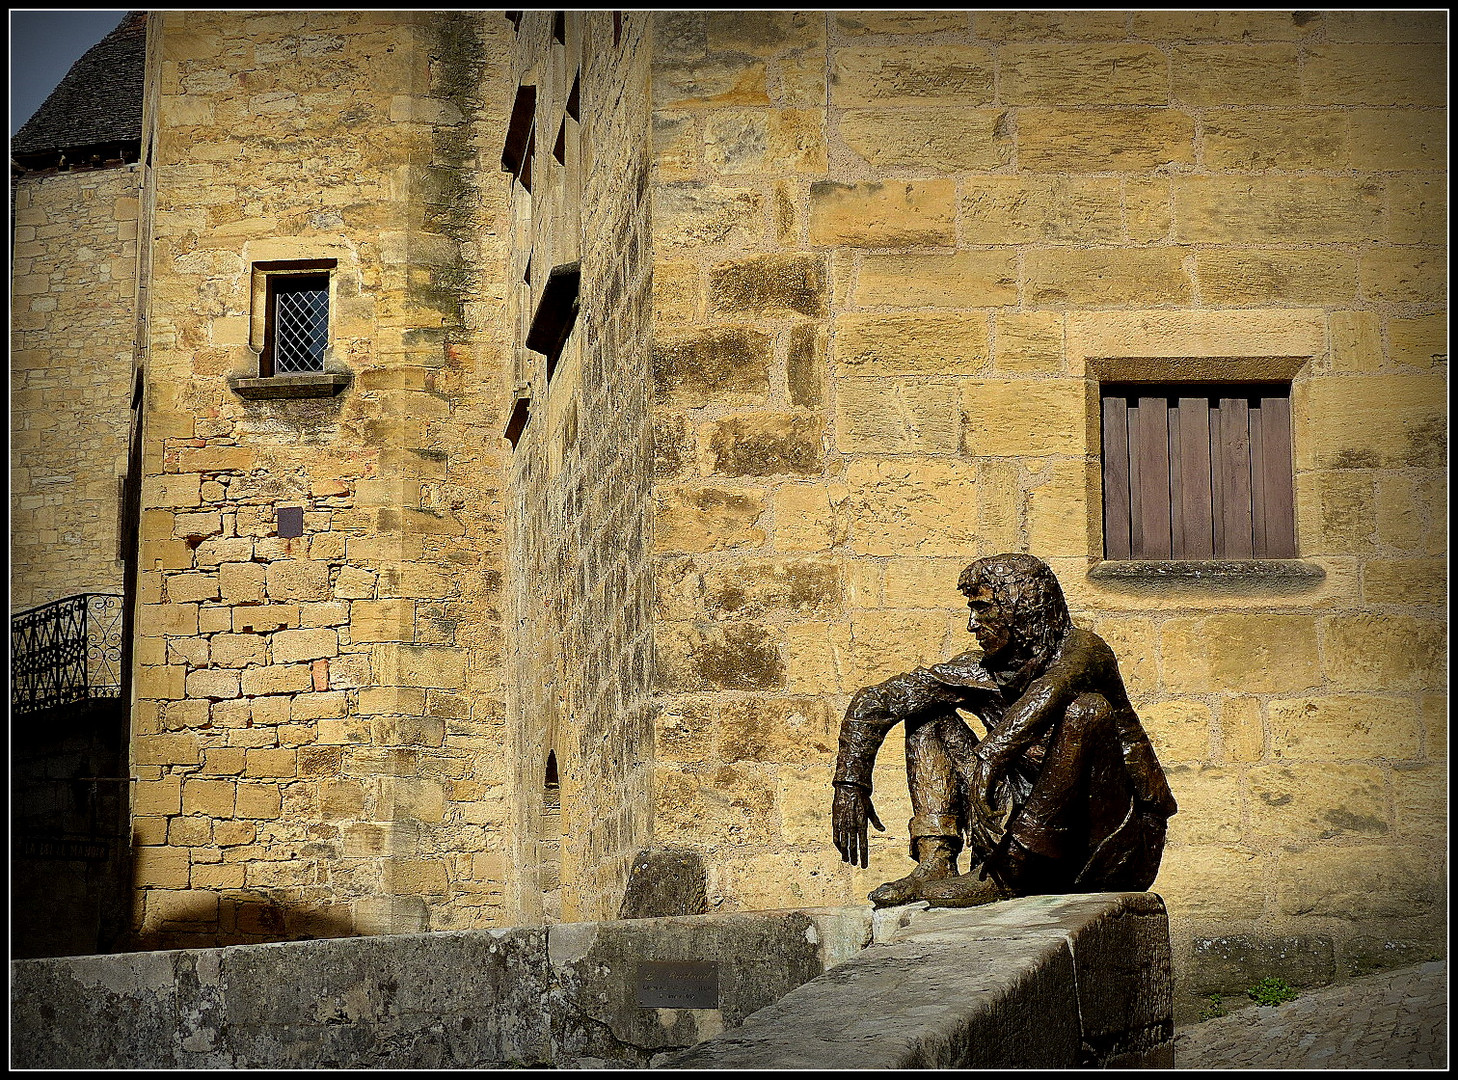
[1101,384,1296,560]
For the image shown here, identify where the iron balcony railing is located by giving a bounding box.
[10,593,124,716]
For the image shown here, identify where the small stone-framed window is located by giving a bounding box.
[253,259,335,377]
[1101,383,1296,560]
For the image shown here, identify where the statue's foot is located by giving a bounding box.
[868,855,956,909]
[919,871,1009,908]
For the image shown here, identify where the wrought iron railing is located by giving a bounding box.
[10,594,124,716]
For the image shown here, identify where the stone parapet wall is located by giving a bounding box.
[9,906,873,1068]
[644,10,1447,1007]
[11,165,140,611]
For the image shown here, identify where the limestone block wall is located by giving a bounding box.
[11,165,140,611]
[645,9,1447,997]
[504,11,658,923]
[128,10,517,946]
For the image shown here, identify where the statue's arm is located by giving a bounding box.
[832,668,971,789]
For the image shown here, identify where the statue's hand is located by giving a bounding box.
[832,784,884,868]
[966,754,1004,849]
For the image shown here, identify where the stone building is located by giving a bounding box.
[10,10,1447,1013]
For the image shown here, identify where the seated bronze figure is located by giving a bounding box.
[831,553,1177,908]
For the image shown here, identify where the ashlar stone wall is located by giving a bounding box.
[504,11,659,923]
[11,165,141,611]
[128,10,518,946]
[645,9,1447,1002]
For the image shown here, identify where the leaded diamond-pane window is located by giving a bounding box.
[264,273,329,375]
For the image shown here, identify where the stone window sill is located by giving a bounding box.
[1088,559,1326,594]
[228,372,352,400]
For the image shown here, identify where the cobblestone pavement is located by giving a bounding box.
[1173,960,1447,1069]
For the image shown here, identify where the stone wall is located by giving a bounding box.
[10,906,874,1068]
[644,9,1447,1005]
[127,10,518,946]
[503,11,659,923]
[11,165,140,611]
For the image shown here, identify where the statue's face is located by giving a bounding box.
[965,583,1014,662]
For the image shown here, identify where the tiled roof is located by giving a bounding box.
[12,11,147,162]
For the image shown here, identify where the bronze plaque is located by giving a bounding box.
[635,960,719,1009]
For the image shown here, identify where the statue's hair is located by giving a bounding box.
[957,553,1072,668]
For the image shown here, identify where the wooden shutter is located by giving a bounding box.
[1101,384,1294,560]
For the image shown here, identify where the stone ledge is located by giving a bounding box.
[1088,560,1327,594]
[227,372,353,400]
[666,892,1174,1069]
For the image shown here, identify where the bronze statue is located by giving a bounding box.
[832,553,1177,907]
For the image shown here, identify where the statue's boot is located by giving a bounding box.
[918,869,1009,908]
[868,837,959,908]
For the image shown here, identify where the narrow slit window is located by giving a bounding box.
[1101,383,1295,560]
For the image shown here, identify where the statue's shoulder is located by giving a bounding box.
[1059,625,1119,670]
[926,650,1000,691]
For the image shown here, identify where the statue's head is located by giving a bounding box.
[957,553,1071,668]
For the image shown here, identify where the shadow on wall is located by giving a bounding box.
[129,884,362,953]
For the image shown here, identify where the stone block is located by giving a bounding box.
[1195,250,1359,306]
[807,181,957,248]
[270,627,340,663]
[834,312,989,376]
[854,251,1017,309]
[1346,108,1446,171]
[1139,700,1212,763]
[720,694,829,771]
[655,763,778,846]
[703,109,826,176]
[707,252,826,319]
[371,643,466,689]
[240,663,313,696]
[704,413,824,476]
[234,783,282,820]
[654,621,785,692]
[831,46,994,106]
[185,669,241,700]
[770,484,840,553]
[653,55,771,110]
[787,323,825,407]
[1026,248,1191,306]
[1018,108,1195,171]
[617,847,709,919]
[1160,615,1321,694]
[1186,934,1335,996]
[654,486,766,553]
[1247,763,1389,840]
[265,560,332,602]
[963,379,1088,456]
[1276,844,1442,917]
[219,562,267,604]
[1153,846,1267,921]
[138,603,199,637]
[1302,44,1445,105]
[1295,374,1445,469]
[654,181,764,251]
[1269,694,1422,761]
[1001,44,1168,104]
[183,778,236,817]
[838,109,1011,171]
[1170,45,1302,105]
[142,473,202,508]
[993,312,1064,373]
[1201,109,1344,170]
[838,11,969,35]
[841,459,980,556]
[1359,248,1444,305]
[835,378,962,455]
[653,326,772,405]
[701,558,842,620]
[977,10,1133,39]
[1173,176,1385,244]
[233,604,299,633]
[1322,614,1446,691]
[133,775,183,817]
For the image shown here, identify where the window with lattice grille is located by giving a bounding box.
[263,272,330,376]
[1101,384,1296,560]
